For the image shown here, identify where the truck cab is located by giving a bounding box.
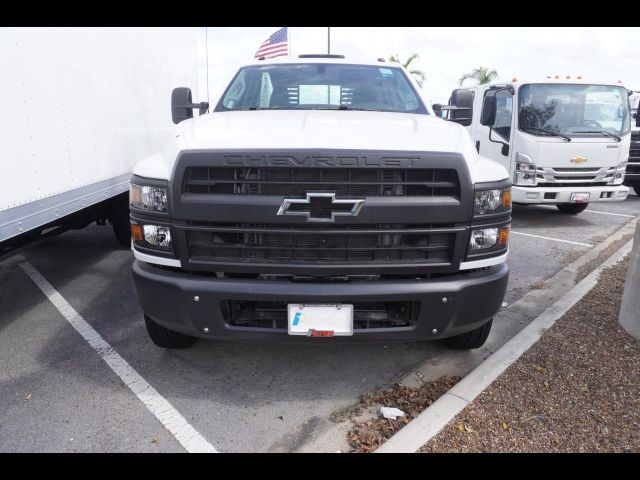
[444,79,631,214]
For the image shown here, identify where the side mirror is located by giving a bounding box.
[171,87,209,124]
[501,143,509,156]
[432,103,443,117]
[480,91,497,126]
[448,89,474,126]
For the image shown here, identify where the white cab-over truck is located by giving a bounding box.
[130,55,512,350]
[437,79,631,214]
[0,27,206,258]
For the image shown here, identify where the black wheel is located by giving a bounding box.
[109,194,131,247]
[556,203,589,214]
[632,183,640,196]
[144,315,197,349]
[443,318,492,350]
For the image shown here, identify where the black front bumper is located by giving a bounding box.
[132,260,509,343]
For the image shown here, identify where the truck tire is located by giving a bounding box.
[556,203,589,214]
[144,315,197,348]
[632,182,640,196]
[109,194,131,247]
[443,318,492,350]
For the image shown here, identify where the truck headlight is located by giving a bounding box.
[514,152,536,186]
[131,223,173,252]
[474,187,511,216]
[130,184,168,213]
[610,159,627,185]
[468,225,510,255]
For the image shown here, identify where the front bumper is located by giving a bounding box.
[512,184,628,204]
[132,260,509,343]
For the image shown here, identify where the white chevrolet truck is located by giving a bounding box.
[129,55,511,350]
[440,79,631,214]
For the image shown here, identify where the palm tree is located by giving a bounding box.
[388,53,426,87]
[458,66,498,86]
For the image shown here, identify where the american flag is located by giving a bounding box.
[254,27,289,59]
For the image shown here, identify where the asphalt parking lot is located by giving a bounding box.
[1,193,639,452]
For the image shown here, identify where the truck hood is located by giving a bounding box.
[178,110,463,152]
[537,139,628,169]
[133,111,510,184]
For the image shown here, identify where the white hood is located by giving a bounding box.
[133,110,509,184]
[179,110,462,151]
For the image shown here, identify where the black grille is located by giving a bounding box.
[631,131,640,142]
[185,223,456,264]
[627,163,640,174]
[183,167,460,198]
[536,182,609,188]
[222,300,419,329]
[630,145,640,162]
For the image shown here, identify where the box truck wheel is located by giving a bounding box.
[556,203,589,214]
[109,194,131,247]
[144,315,197,348]
[443,318,492,349]
[632,182,640,196]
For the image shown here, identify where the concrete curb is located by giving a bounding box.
[375,237,634,453]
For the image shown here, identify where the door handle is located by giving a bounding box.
[475,140,480,152]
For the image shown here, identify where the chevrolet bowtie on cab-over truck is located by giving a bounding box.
[438,79,632,214]
[130,55,512,349]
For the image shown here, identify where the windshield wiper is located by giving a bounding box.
[573,130,622,142]
[521,126,572,142]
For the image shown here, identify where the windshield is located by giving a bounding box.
[215,63,428,114]
[518,84,630,137]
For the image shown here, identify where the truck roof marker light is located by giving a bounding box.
[554,75,560,79]
[566,75,571,79]
[577,75,582,79]
[512,77,517,82]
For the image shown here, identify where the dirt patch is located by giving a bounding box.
[420,257,640,452]
[528,280,550,290]
[345,376,460,453]
[576,233,634,283]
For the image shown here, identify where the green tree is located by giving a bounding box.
[458,66,498,86]
[388,53,426,87]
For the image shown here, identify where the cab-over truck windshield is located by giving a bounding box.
[215,63,428,114]
[518,83,630,138]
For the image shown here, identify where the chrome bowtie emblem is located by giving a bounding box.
[277,192,365,222]
[570,156,588,164]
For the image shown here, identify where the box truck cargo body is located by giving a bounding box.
[0,27,207,257]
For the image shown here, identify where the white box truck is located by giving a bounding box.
[438,79,631,214]
[0,27,208,258]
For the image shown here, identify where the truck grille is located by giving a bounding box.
[183,167,459,198]
[185,223,456,265]
[222,300,419,330]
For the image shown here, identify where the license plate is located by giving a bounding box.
[570,192,590,203]
[287,304,353,336]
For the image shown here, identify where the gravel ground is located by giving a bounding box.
[420,256,640,453]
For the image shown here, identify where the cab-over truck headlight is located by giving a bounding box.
[514,152,536,186]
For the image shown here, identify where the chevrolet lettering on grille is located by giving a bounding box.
[277,192,365,222]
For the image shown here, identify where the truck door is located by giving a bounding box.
[475,89,514,172]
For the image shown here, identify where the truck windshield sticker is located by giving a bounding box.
[379,68,394,77]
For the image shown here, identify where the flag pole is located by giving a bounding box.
[327,27,331,55]
[288,26,292,57]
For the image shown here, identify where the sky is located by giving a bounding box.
[204,27,640,105]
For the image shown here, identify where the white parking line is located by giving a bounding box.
[534,204,637,218]
[510,230,593,247]
[19,260,217,454]
[584,209,636,218]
